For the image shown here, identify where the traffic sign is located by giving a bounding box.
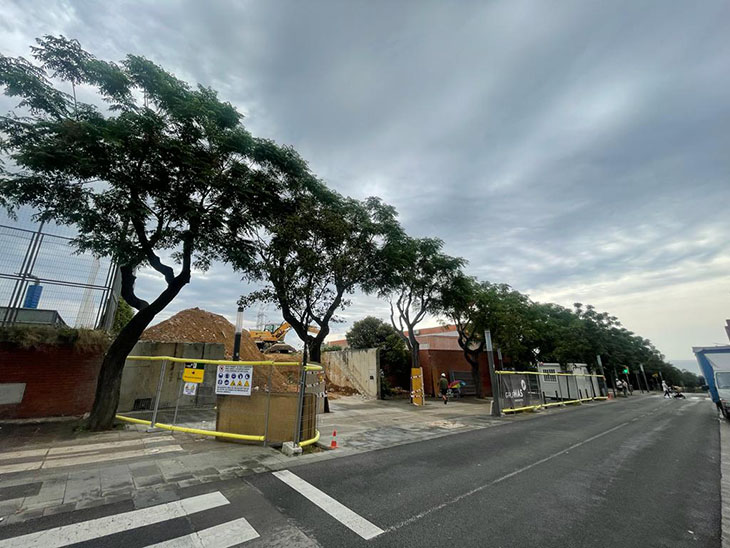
[183,362,205,383]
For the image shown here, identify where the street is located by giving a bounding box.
[0,395,721,547]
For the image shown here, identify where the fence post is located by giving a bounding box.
[566,375,571,400]
[264,363,273,447]
[149,359,168,431]
[172,369,183,426]
[293,346,308,445]
[558,374,564,403]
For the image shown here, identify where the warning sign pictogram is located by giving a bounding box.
[215,365,253,396]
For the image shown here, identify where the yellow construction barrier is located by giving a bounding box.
[119,355,324,446]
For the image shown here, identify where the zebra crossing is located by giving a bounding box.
[0,491,260,547]
[0,435,182,474]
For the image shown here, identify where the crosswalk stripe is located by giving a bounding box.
[145,517,260,547]
[0,491,229,548]
[273,469,384,540]
[0,437,173,463]
[41,444,183,469]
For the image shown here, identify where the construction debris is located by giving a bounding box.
[140,307,262,360]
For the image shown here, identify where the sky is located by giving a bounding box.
[1,0,729,369]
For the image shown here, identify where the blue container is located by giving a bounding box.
[23,284,43,309]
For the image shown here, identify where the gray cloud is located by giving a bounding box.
[2,0,729,360]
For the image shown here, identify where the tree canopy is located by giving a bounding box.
[0,35,316,428]
[374,235,465,370]
[236,188,400,362]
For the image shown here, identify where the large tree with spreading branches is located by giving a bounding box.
[0,36,316,429]
[236,187,400,362]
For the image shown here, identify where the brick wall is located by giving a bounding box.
[0,343,104,419]
[419,349,494,397]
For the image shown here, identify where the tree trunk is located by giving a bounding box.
[87,277,188,430]
[465,351,483,398]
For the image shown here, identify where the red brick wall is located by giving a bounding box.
[419,349,494,397]
[0,344,104,419]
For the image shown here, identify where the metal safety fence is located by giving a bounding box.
[0,215,120,329]
[496,370,608,414]
[115,356,324,447]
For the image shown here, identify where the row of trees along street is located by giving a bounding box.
[0,37,699,428]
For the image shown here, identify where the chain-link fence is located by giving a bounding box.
[0,208,120,329]
[116,356,324,447]
[496,370,608,413]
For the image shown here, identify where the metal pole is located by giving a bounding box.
[485,330,500,416]
[233,306,243,361]
[293,344,308,445]
[149,359,167,431]
[596,355,606,396]
[558,373,564,403]
[640,364,650,393]
[172,370,183,426]
[264,363,273,447]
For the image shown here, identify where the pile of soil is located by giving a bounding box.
[324,375,360,399]
[140,308,263,360]
[141,308,299,393]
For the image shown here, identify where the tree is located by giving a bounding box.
[440,276,534,397]
[0,36,315,429]
[111,298,134,336]
[237,190,400,362]
[346,316,410,387]
[376,236,465,371]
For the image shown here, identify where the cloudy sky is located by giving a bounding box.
[1,0,729,367]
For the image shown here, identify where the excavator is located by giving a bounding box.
[248,322,320,352]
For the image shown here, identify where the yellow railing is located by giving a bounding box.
[118,355,323,446]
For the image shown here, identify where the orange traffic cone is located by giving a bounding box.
[330,430,338,449]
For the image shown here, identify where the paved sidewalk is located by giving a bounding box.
[0,394,616,526]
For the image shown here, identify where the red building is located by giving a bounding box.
[328,324,495,397]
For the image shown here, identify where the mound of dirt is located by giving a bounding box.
[140,307,263,361]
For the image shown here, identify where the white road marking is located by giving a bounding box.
[47,436,173,456]
[0,491,229,548]
[273,469,384,540]
[145,517,260,547]
[388,421,631,532]
[41,444,183,469]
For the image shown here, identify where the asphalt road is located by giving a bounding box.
[251,395,721,548]
[0,395,720,547]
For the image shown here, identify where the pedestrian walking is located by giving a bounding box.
[439,373,449,404]
[662,380,671,398]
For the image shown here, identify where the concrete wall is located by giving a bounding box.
[0,343,104,419]
[118,341,225,412]
[322,348,380,399]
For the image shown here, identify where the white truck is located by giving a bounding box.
[693,345,730,417]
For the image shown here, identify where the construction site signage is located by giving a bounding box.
[183,362,205,383]
[502,374,531,409]
[216,365,253,396]
[183,382,197,396]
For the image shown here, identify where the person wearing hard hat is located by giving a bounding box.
[439,373,449,404]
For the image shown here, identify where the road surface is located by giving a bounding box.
[0,395,720,547]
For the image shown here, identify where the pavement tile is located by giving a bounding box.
[0,482,42,501]
[0,498,23,519]
[2,506,45,525]
[133,485,179,509]
[41,502,77,517]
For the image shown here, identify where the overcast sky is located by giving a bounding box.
[1,0,729,366]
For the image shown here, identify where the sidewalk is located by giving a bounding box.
[0,394,607,525]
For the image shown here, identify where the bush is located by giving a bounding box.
[0,325,110,352]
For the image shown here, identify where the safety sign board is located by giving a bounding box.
[183,382,197,396]
[215,365,253,396]
[183,362,205,383]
